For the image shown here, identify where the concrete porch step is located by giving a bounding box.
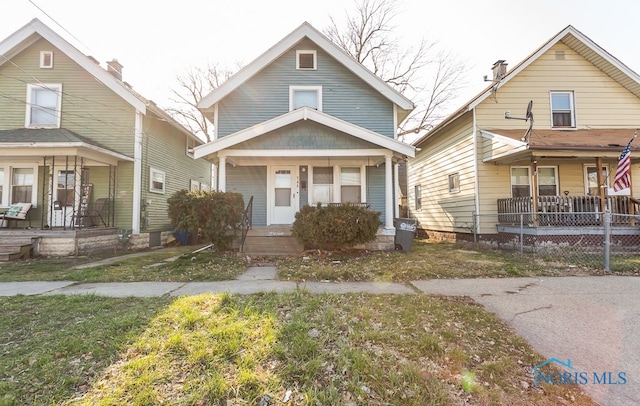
[236,227,304,256]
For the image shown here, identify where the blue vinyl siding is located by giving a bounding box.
[366,165,387,225]
[218,38,394,138]
[233,121,379,150]
[226,165,267,226]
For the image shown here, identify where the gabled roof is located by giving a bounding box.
[197,22,414,116]
[193,107,416,159]
[0,19,201,142]
[413,25,640,147]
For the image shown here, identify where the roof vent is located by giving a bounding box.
[106,59,123,81]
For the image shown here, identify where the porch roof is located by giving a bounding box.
[481,128,640,163]
[193,107,416,160]
[0,128,133,165]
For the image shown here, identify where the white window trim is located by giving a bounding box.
[537,166,559,195]
[510,166,531,198]
[149,168,166,194]
[414,184,422,211]
[583,164,610,195]
[25,83,62,128]
[40,51,53,68]
[289,85,322,111]
[308,163,367,205]
[448,173,460,193]
[550,91,576,129]
[296,50,317,70]
[190,180,200,191]
[336,165,366,203]
[0,164,39,207]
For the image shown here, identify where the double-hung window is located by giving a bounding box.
[448,173,460,193]
[340,167,362,203]
[414,185,422,211]
[150,168,166,194]
[312,167,333,203]
[26,83,62,128]
[511,167,531,197]
[12,168,34,204]
[290,86,322,111]
[537,167,558,196]
[550,91,575,128]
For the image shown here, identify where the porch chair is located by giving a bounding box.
[0,203,33,228]
[75,198,110,227]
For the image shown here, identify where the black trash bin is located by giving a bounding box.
[394,218,417,252]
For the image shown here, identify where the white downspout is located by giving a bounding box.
[472,108,481,234]
[132,110,143,234]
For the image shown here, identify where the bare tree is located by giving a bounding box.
[165,63,237,143]
[325,0,467,140]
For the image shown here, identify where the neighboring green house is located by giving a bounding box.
[0,19,211,256]
[194,22,416,253]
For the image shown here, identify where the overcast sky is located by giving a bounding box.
[2,0,639,119]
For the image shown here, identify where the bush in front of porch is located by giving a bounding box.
[292,203,381,250]
[168,190,244,250]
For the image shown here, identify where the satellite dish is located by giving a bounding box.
[504,100,534,142]
[525,100,533,121]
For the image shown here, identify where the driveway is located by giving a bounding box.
[412,276,640,406]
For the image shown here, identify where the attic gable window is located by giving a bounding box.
[25,83,62,128]
[290,86,322,111]
[550,91,575,128]
[296,50,316,70]
[40,51,53,68]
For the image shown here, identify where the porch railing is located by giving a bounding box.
[240,196,253,251]
[497,195,639,226]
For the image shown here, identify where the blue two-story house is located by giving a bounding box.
[194,22,415,253]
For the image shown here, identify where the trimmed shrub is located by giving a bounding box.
[292,203,381,250]
[168,190,245,250]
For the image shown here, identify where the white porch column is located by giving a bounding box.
[218,155,226,192]
[385,154,393,229]
[394,161,400,219]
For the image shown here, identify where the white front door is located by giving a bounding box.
[271,166,298,224]
[52,169,77,227]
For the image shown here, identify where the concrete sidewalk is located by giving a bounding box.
[0,266,416,297]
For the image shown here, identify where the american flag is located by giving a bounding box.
[613,132,636,191]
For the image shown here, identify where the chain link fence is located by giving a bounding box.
[472,211,640,272]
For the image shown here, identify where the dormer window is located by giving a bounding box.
[290,86,322,111]
[25,83,62,128]
[296,50,316,70]
[40,51,53,68]
[550,91,575,128]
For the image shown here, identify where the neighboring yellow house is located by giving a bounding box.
[409,25,640,243]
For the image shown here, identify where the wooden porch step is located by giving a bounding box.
[0,237,39,261]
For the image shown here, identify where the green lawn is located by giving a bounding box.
[0,293,595,405]
[0,240,607,404]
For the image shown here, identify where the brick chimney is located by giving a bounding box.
[106,59,123,81]
[492,60,507,81]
